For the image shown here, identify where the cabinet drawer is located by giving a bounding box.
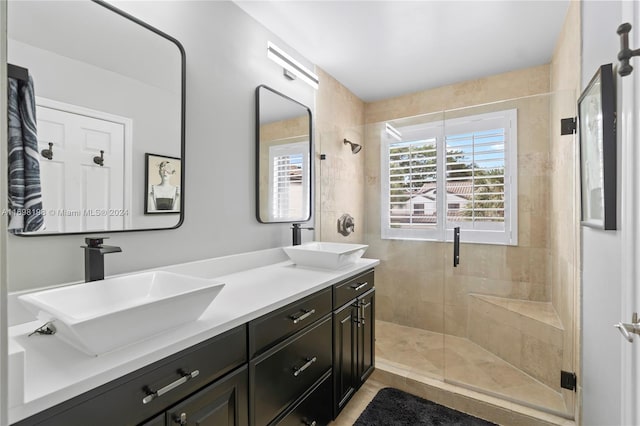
[274,372,332,426]
[251,316,332,426]
[333,270,374,308]
[249,288,332,358]
[16,325,247,426]
[165,365,248,426]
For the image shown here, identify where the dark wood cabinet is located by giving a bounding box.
[14,326,247,426]
[332,280,375,418]
[333,270,374,308]
[357,289,375,384]
[249,288,332,358]
[164,366,248,426]
[274,371,332,426]
[250,315,332,426]
[13,268,376,426]
[141,414,165,426]
[333,302,357,414]
[139,366,247,426]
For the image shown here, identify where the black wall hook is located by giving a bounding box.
[617,22,640,76]
[93,150,104,166]
[41,142,53,160]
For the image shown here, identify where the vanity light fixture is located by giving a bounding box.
[385,123,402,141]
[267,41,319,89]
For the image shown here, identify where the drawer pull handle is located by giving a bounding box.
[293,357,317,377]
[142,369,200,404]
[290,309,316,324]
[302,420,317,426]
[350,282,368,291]
[360,301,372,325]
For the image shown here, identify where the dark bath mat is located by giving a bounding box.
[354,387,498,426]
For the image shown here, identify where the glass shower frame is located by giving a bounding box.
[320,90,578,418]
[441,92,577,417]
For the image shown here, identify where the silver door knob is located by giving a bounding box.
[615,323,634,342]
[615,313,640,343]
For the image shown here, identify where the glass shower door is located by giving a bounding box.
[442,92,577,418]
[359,112,447,383]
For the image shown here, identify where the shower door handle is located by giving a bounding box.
[453,227,460,267]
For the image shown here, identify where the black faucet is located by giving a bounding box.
[82,237,122,282]
[292,223,314,246]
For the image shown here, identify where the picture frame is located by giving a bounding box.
[144,153,181,214]
[578,63,616,230]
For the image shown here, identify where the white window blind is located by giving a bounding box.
[382,123,442,240]
[269,141,308,220]
[381,109,517,245]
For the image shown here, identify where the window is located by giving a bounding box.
[269,141,309,221]
[381,109,517,245]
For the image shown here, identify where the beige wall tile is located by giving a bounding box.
[315,68,365,243]
[521,334,563,389]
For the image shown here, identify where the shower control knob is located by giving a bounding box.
[338,213,355,236]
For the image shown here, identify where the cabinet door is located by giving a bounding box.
[332,302,357,416]
[140,414,165,426]
[357,289,375,384]
[251,316,332,426]
[166,366,248,426]
[276,372,332,426]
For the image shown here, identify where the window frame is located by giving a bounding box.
[381,109,518,246]
[268,139,309,221]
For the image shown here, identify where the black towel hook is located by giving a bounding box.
[93,150,104,167]
[41,142,53,160]
[617,22,640,76]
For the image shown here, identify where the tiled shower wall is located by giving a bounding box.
[361,65,553,334]
[315,68,366,244]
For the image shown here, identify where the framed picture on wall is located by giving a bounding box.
[144,153,181,214]
[578,63,616,230]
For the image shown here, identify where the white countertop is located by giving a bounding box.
[7,248,379,424]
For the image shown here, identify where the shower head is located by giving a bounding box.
[343,139,362,154]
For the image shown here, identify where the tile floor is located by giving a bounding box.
[375,320,568,414]
[329,320,575,425]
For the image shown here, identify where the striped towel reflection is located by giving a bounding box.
[8,76,45,233]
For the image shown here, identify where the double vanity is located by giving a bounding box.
[7,1,371,423]
[8,246,378,425]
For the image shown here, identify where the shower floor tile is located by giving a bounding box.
[376,320,568,415]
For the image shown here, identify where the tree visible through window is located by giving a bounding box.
[381,109,517,245]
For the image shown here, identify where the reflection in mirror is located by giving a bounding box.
[256,85,312,223]
[7,0,184,235]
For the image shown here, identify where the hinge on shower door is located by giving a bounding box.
[561,117,577,135]
[561,370,577,391]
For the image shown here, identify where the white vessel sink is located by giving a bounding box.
[18,271,225,356]
[283,242,368,270]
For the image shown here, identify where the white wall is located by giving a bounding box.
[5,1,316,292]
[9,39,180,229]
[580,1,624,424]
[1,1,9,423]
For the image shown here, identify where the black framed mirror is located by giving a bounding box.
[255,85,312,223]
[7,0,185,235]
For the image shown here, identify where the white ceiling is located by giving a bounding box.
[235,0,571,102]
[8,1,181,93]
